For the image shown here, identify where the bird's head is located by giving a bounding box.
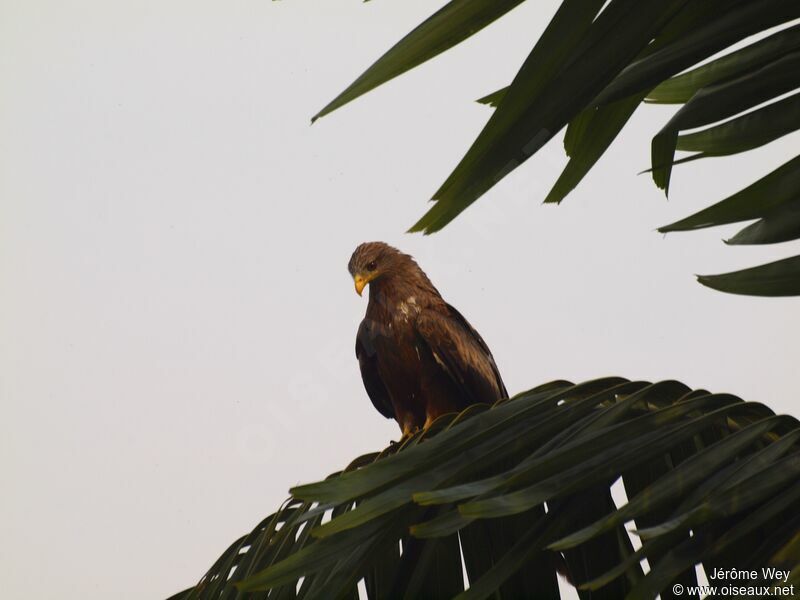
[348,242,415,296]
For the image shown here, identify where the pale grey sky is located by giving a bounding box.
[2,2,798,599]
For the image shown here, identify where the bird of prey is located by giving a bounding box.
[348,242,507,436]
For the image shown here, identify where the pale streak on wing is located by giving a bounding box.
[415,305,507,408]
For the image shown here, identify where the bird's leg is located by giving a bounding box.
[395,417,420,444]
[423,405,450,431]
[401,421,418,438]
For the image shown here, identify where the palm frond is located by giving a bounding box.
[313,1,800,296]
[174,378,800,599]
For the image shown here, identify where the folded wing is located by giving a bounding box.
[415,304,508,409]
[355,319,394,419]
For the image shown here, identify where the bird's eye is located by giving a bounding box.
[366,261,378,272]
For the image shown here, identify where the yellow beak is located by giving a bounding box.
[354,274,369,296]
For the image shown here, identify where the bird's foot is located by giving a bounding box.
[401,423,419,438]
[392,424,420,446]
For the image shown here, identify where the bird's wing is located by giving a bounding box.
[444,304,508,398]
[415,305,508,407]
[355,319,395,419]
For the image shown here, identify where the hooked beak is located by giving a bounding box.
[354,275,367,296]
[354,273,370,296]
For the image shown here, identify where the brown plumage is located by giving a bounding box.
[348,242,507,436]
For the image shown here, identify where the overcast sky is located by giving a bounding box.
[2,2,799,599]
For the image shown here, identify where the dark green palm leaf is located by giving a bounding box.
[592,0,800,107]
[697,255,800,296]
[311,0,528,123]
[646,23,800,104]
[726,198,800,246]
[410,0,684,234]
[312,2,800,295]
[659,154,800,232]
[675,92,800,157]
[174,378,800,599]
[650,51,800,193]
